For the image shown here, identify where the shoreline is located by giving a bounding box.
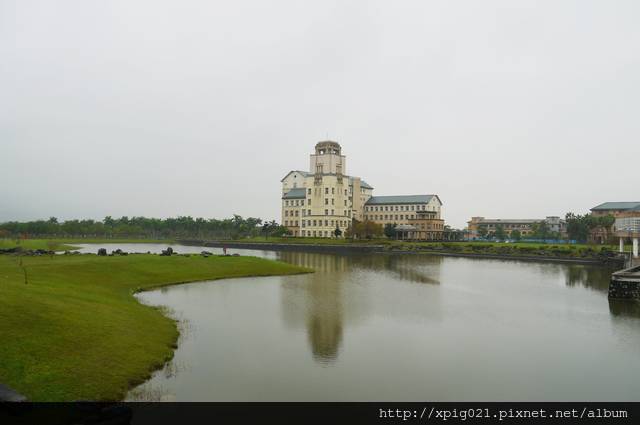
[178,240,624,266]
[0,254,311,401]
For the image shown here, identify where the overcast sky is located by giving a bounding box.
[1,0,639,228]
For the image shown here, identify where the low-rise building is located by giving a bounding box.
[364,195,444,240]
[590,202,640,218]
[467,216,565,239]
[591,202,640,247]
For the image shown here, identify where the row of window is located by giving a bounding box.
[482,224,531,229]
[365,214,417,221]
[365,204,434,212]
[302,230,335,238]
[416,223,444,230]
[286,209,351,217]
[310,187,351,196]
[284,198,349,207]
[284,219,350,228]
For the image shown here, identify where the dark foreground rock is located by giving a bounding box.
[0,383,27,402]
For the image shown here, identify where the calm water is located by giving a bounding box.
[77,244,640,401]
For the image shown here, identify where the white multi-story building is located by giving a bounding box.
[281,141,443,238]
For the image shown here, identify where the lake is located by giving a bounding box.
[76,244,639,401]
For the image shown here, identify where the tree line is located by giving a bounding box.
[0,215,289,240]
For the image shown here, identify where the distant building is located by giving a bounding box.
[590,202,640,218]
[281,141,443,238]
[467,216,565,239]
[590,202,640,245]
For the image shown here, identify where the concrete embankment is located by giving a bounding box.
[609,265,640,299]
[177,240,624,266]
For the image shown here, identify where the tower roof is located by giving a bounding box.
[314,141,341,155]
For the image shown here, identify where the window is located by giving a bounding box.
[331,209,334,215]
[308,199,311,206]
[332,188,335,194]
[285,211,288,217]
[325,198,329,205]
[325,187,329,194]
[295,210,299,217]
[325,209,328,215]
[308,188,311,195]
[307,209,311,216]
[325,220,328,226]
[331,198,334,205]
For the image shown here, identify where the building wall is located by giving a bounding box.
[364,198,442,227]
[281,171,307,194]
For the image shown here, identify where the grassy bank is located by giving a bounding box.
[0,238,177,252]
[0,253,310,401]
[382,241,624,261]
[204,238,628,262]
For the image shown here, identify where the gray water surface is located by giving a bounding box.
[77,244,639,401]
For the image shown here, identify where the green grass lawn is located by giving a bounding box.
[0,253,310,401]
[0,238,178,252]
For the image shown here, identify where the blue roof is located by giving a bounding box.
[591,202,640,211]
[282,188,306,199]
[365,195,440,205]
[360,180,374,190]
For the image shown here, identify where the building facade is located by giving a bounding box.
[591,202,640,248]
[467,216,566,239]
[364,195,444,240]
[281,141,443,239]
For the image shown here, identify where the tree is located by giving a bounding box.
[565,213,590,243]
[384,223,397,239]
[511,229,521,241]
[531,221,551,240]
[477,225,488,239]
[494,224,506,241]
[333,225,342,238]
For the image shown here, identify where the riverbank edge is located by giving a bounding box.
[121,267,314,401]
[179,239,624,266]
[0,254,312,401]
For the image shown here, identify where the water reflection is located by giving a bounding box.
[563,264,616,293]
[276,252,443,364]
[72,243,640,401]
[609,300,640,318]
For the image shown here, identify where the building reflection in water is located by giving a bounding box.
[609,299,640,319]
[562,264,616,293]
[560,263,640,321]
[276,251,443,365]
